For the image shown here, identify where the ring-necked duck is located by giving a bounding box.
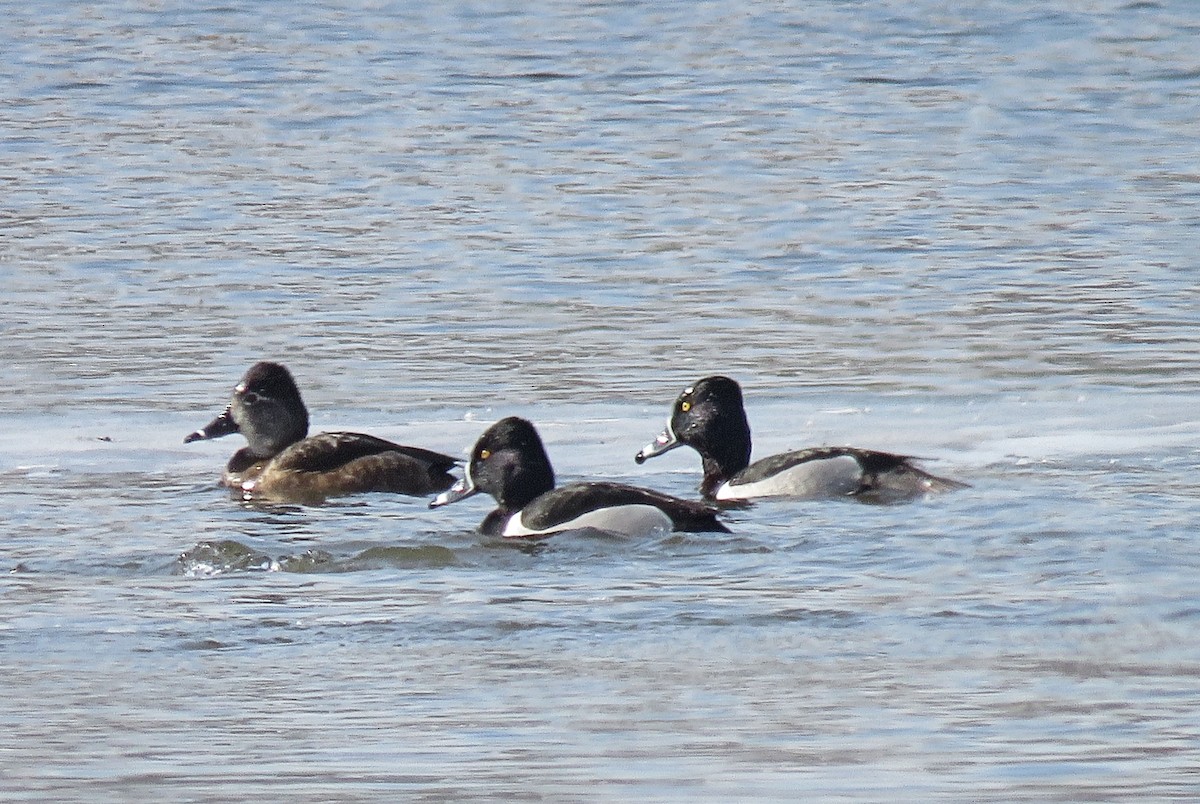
[430,416,729,538]
[185,361,457,503]
[635,376,967,503]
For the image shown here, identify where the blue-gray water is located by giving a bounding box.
[3,1,1200,800]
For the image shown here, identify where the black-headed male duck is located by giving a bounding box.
[636,376,966,503]
[431,416,729,538]
[185,361,457,503]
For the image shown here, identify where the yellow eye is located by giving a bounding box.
[680,401,691,412]
[479,449,491,460]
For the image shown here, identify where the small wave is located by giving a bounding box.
[175,540,459,576]
[175,540,278,577]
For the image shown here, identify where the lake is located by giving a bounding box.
[2,0,1199,800]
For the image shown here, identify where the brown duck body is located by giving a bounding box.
[225,432,457,503]
[187,362,458,504]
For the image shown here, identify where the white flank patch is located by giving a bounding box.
[715,454,863,500]
[503,504,672,538]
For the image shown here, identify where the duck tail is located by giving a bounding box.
[853,460,969,503]
[912,466,971,493]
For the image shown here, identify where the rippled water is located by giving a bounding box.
[3,1,1200,800]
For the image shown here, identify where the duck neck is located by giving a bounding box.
[227,447,263,474]
[699,461,726,499]
[494,454,555,513]
[697,418,751,498]
[717,412,753,462]
[480,508,512,537]
[501,476,553,512]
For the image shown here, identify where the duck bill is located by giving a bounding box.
[184,405,239,443]
[429,475,478,508]
[634,426,681,464]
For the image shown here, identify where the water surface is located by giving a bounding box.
[2,1,1199,800]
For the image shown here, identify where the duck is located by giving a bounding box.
[184,361,458,503]
[634,376,967,503]
[429,416,729,538]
